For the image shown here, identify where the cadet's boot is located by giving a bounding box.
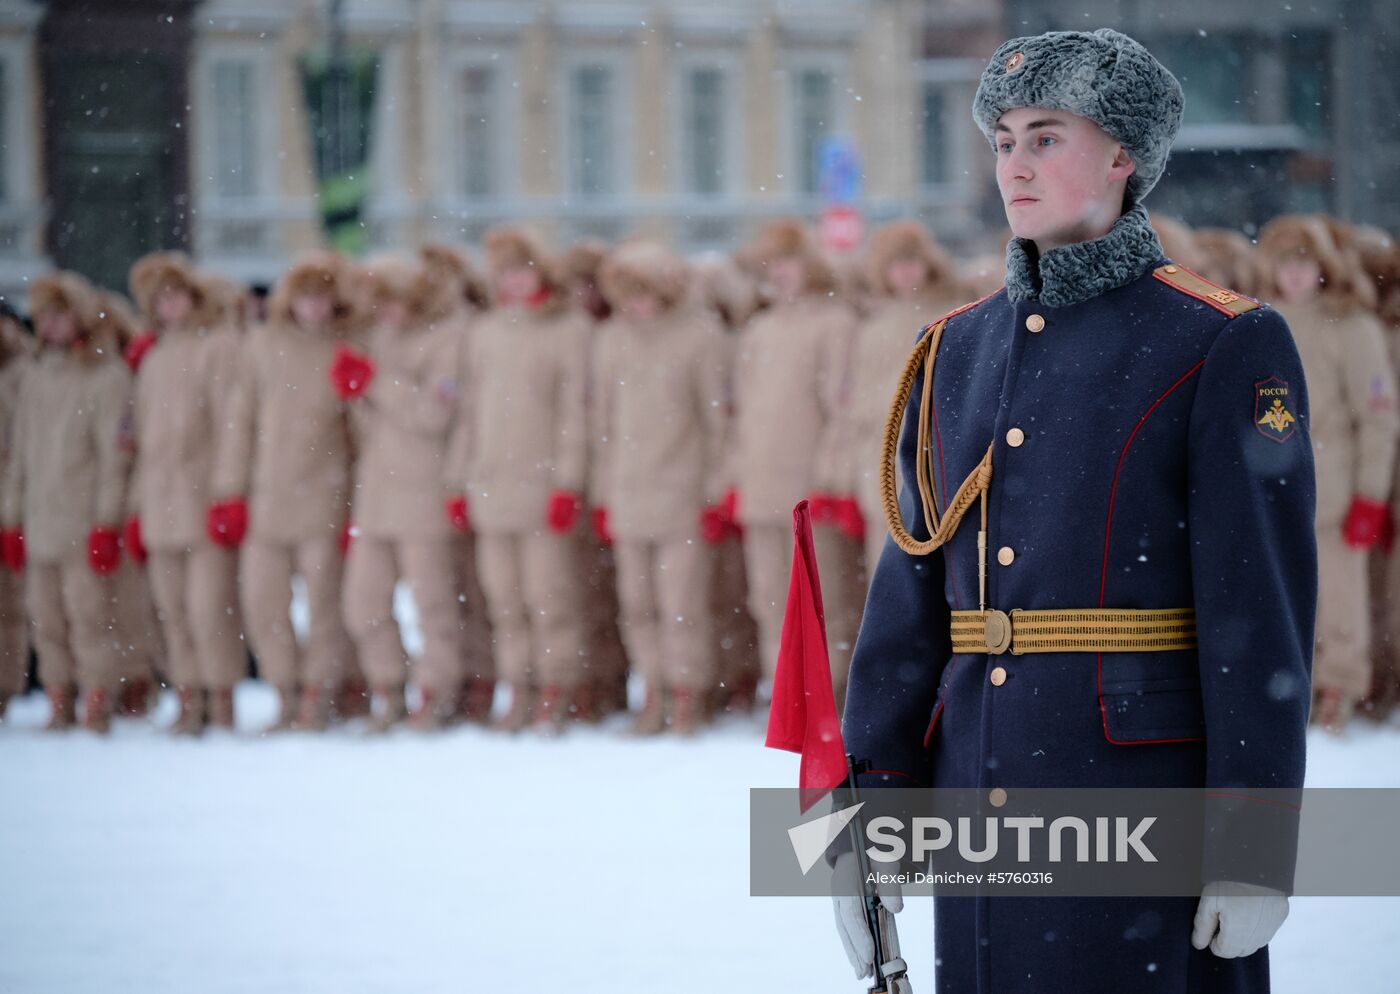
[334,677,372,722]
[627,687,666,737]
[409,687,455,731]
[266,685,300,733]
[668,688,703,737]
[606,671,630,715]
[292,684,334,732]
[1359,672,1400,724]
[0,691,9,722]
[366,685,406,734]
[207,688,236,731]
[171,686,205,736]
[1314,689,1354,736]
[570,679,602,724]
[80,687,113,735]
[491,682,533,733]
[457,677,496,724]
[117,677,154,717]
[45,684,77,731]
[532,683,570,736]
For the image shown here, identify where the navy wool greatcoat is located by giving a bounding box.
[841,226,1318,994]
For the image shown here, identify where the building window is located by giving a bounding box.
[1284,33,1331,141]
[211,60,258,198]
[1158,36,1248,126]
[683,67,726,196]
[795,68,834,195]
[570,64,615,196]
[921,83,948,187]
[459,65,496,197]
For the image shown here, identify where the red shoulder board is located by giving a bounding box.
[1152,264,1260,318]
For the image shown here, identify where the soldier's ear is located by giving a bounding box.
[1109,144,1137,182]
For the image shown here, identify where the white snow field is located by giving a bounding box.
[1,684,1397,994]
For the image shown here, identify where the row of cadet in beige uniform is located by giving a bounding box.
[2,212,1399,737]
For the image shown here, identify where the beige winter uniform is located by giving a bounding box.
[1277,297,1400,698]
[129,256,245,693]
[452,299,592,690]
[0,346,30,703]
[342,270,466,698]
[3,340,131,695]
[592,248,731,693]
[734,290,858,684]
[213,260,358,698]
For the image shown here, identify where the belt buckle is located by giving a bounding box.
[983,609,1012,655]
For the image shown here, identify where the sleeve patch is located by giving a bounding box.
[1254,377,1297,442]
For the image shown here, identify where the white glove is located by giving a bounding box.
[1191,880,1289,958]
[831,850,904,980]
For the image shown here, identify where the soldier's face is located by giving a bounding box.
[768,256,805,300]
[37,308,77,347]
[994,107,1136,251]
[1274,257,1323,304]
[496,265,542,305]
[291,292,334,330]
[885,256,927,297]
[619,292,661,321]
[155,286,194,327]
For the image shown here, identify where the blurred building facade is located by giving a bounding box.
[0,0,1396,299]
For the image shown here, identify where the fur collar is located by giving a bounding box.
[1004,203,1164,308]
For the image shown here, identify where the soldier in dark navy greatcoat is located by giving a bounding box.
[830,28,1317,994]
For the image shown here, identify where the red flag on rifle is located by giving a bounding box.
[764,499,848,813]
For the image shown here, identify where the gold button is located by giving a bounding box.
[1006,427,1024,447]
[1025,314,1045,333]
[990,666,1007,686]
[989,787,1008,808]
[997,546,1015,566]
[1164,265,1179,274]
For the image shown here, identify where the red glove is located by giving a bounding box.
[808,492,839,525]
[122,517,146,565]
[0,528,24,573]
[1342,496,1389,550]
[591,506,613,546]
[546,490,582,533]
[206,498,249,548]
[445,495,471,534]
[329,344,376,399]
[1381,507,1397,556]
[88,526,122,575]
[833,497,866,542]
[700,505,728,545]
[719,488,743,540]
[339,521,354,558]
[125,332,157,373]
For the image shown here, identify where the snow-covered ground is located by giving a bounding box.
[1,683,1397,993]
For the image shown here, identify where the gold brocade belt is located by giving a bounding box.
[949,608,1198,656]
[879,319,1196,657]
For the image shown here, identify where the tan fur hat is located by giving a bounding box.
[92,290,142,353]
[1257,214,1357,306]
[482,225,567,305]
[359,252,458,325]
[694,255,762,328]
[128,251,206,323]
[1151,215,1203,272]
[270,250,361,332]
[420,242,489,311]
[867,220,956,297]
[748,218,838,296]
[598,240,691,310]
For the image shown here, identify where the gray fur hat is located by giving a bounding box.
[972,28,1184,206]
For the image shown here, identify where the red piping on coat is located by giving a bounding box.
[1097,358,1208,746]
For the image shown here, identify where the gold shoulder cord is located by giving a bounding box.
[880,318,1198,657]
[878,319,996,612]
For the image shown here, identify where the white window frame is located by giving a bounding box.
[671,49,743,199]
[557,47,634,199]
[440,46,518,203]
[194,41,278,206]
[779,51,851,199]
